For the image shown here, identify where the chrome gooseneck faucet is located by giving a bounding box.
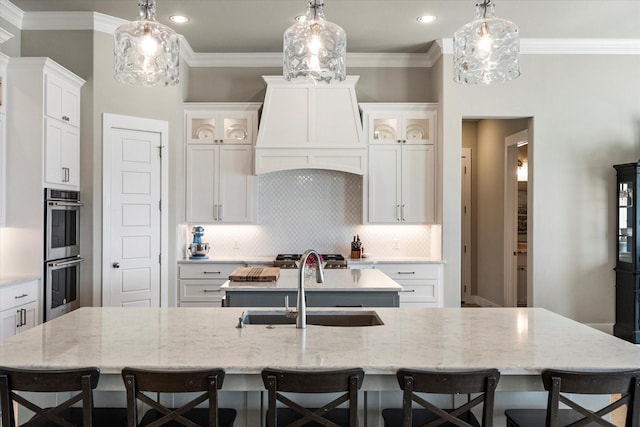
[297,249,325,328]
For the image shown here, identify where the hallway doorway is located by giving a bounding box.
[460,118,532,307]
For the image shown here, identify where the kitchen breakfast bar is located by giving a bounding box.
[1,307,640,426]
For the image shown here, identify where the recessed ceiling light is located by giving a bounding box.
[169,15,189,24]
[417,15,437,24]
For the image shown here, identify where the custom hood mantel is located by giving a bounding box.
[254,76,365,175]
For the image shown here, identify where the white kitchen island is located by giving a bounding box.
[1,307,639,426]
[221,268,403,307]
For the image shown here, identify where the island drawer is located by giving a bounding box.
[0,280,39,312]
[179,280,224,303]
[179,263,243,280]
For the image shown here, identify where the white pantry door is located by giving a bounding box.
[102,114,168,307]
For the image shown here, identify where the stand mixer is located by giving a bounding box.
[187,226,210,259]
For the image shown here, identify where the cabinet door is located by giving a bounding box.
[401,111,436,145]
[45,118,79,188]
[218,145,254,223]
[369,145,401,223]
[0,307,19,341]
[17,301,38,334]
[367,113,402,144]
[220,113,253,144]
[186,145,218,222]
[0,301,39,341]
[45,73,80,127]
[401,145,435,223]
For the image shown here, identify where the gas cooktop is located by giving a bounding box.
[273,254,347,269]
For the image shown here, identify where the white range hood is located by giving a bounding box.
[254,76,365,175]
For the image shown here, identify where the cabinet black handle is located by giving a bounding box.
[203,271,221,275]
[14,293,28,299]
[397,271,416,275]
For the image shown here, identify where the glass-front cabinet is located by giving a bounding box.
[613,162,640,343]
[618,180,633,264]
[361,104,437,145]
[185,104,260,144]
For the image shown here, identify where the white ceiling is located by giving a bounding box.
[7,0,640,54]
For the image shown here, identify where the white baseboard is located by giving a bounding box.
[466,295,501,307]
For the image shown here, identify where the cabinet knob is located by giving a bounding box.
[112,262,120,269]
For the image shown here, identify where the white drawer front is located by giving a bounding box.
[374,263,441,280]
[179,263,243,279]
[398,279,438,303]
[179,301,224,308]
[179,280,225,302]
[0,280,38,311]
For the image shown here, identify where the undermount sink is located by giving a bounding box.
[237,310,384,327]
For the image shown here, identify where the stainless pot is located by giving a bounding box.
[188,242,210,257]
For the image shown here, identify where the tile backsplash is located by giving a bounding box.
[178,169,440,259]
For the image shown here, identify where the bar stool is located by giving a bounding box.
[381,368,501,427]
[505,369,640,427]
[121,367,236,427]
[261,367,365,427]
[0,366,127,427]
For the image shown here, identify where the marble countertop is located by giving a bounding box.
[221,268,402,291]
[0,275,40,289]
[1,307,639,376]
[178,256,275,264]
[347,257,445,265]
[178,256,444,266]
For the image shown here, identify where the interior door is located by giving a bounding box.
[504,129,528,307]
[102,114,168,308]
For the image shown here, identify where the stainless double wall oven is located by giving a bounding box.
[44,188,83,320]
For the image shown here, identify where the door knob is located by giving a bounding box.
[112,262,120,269]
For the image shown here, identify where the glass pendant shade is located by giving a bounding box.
[453,0,520,85]
[114,0,180,87]
[283,0,346,83]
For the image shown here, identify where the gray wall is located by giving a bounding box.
[188,67,434,102]
[442,54,640,326]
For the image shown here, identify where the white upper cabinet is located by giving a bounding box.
[8,58,84,191]
[361,103,438,224]
[184,103,260,224]
[186,103,260,145]
[44,118,79,187]
[360,103,436,145]
[45,73,81,127]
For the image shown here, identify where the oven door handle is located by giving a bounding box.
[48,257,85,268]
[47,201,83,207]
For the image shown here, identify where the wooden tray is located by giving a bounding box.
[229,267,280,282]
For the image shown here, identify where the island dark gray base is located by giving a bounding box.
[225,290,400,307]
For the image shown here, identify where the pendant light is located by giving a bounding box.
[114,0,180,87]
[283,0,346,84]
[453,0,520,85]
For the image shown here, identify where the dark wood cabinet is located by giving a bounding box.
[613,162,639,343]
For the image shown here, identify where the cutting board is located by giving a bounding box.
[229,267,280,282]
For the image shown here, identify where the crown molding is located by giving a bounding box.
[0,27,14,44]
[7,5,640,66]
[521,38,640,54]
[0,0,24,29]
[439,37,640,55]
[94,12,126,34]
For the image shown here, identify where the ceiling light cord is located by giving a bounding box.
[138,0,156,21]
